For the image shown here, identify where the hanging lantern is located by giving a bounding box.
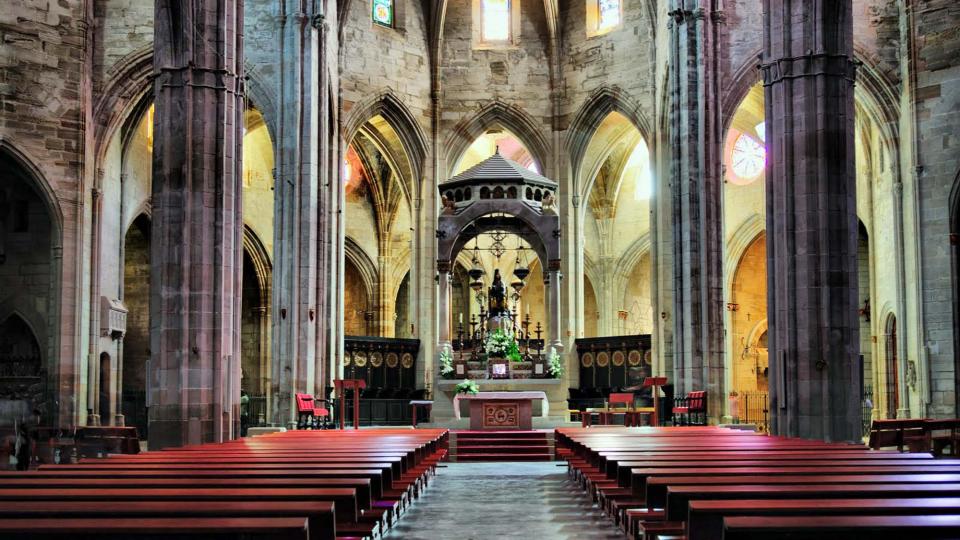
[512,241,530,282]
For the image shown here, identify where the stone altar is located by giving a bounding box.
[452,391,548,430]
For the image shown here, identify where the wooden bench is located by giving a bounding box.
[722,514,960,540]
[868,418,927,451]
[0,516,311,540]
[644,472,960,509]
[0,501,336,540]
[687,497,960,540]
[664,483,960,522]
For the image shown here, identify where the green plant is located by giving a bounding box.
[547,347,564,378]
[455,379,479,395]
[486,329,522,361]
[506,340,523,363]
[439,345,454,377]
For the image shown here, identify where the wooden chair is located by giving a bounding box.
[295,393,331,430]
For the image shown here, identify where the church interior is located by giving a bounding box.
[2,0,960,538]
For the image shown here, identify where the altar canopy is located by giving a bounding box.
[452,391,549,420]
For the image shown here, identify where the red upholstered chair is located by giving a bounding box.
[295,393,331,430]
[672,390,707,426]
[608,392,636,426]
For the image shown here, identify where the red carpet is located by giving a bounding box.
[452,430,554,462]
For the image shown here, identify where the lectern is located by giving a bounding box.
[333,379,366,430]
[642,376,668,426]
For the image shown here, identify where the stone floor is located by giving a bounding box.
[382,462,626,539]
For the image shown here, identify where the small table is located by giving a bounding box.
[410,400,433,428]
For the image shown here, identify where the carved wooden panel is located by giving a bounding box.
[482,402,519,428]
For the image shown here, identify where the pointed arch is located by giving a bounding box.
[725,214,766,290]
[94,44,154,164]
[342,91,428,198]
[343,237,379,306]
[242,225,272,306]
[444,101,551,178]
[0,142,63,241]
[566,85,652,184]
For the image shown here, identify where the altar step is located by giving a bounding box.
[450,430,555,462]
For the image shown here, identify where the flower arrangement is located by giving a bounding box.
[547,347,564,378]
[454,379,479,395]
[486,329,523,362]
[439,345,454,377]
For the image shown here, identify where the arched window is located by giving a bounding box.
[598,0,621,31]
[587,0,621,37]
[481,0,511,42]
[730,133,766,181]
[372,0,394,27]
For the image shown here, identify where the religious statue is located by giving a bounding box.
[487,269,508,317]
[541,192,557,215]
[441,195,456,215]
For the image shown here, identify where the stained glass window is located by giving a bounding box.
[598,0,620,31]
[482,0,511,42]
[731,133,766,180]
[372,0,393,27]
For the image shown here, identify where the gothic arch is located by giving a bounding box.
[342,91,429,197]
[242,225,272,307]
[724,214,766,291]
[344,237,379,306]
[0,307,46,365]
[444,101,551,178]
[614,234,652,283]
[94,44,154,164]
[566,85,652,185]
[0,142,64,240]
[244,65,279,141]
[721,54,763,135]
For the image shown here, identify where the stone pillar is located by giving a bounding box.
[436,264,452,348]
[546,267,563,351]
[148,0,245,449]
[666,4,725,416]
[273,5,328,425]
[762,0,861,441]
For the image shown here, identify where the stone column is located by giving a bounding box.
[666,3,725,417]
[546,267,563,351]
[762,0,861,441]
[149,0,244,449]
[436,264,452,349]
[273,5,328,424]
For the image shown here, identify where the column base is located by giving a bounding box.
[86,414,100,427]
[113,414,125,427]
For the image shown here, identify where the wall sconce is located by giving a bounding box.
[308,308,315,321]
[660,311,668,320]
[280,308,287,319]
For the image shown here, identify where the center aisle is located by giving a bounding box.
[383,462,626,539]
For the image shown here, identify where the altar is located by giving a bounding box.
[452,391,549,430]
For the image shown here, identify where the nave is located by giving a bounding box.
[4,422,960,539]
[382,461,624,540]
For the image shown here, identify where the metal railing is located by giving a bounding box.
[738,391,769,431]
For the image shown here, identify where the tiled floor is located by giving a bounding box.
[382,462,626,539]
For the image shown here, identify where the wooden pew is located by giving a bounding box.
[1,467,389,500]
[687,497,960,540]
[0,517,311,540]
[0,501,336,540]
[0,487,360,523]
[722,514,960,540]
[0,477,373,511]
[645,473,960,509]
[664,483,960,522]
